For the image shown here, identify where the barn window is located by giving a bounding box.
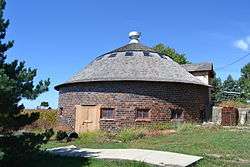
[170,109,183,120]
[143,51,152,57]
[136,109,150,119]
[159,54,167,59]
[108,53,117,58]
[101,108,114,119]
[125,51,133,56]
[95,55,104,61]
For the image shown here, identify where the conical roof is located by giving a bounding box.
[55,32,209,90]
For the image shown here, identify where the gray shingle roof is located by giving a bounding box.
[181,63,213,72]
[55,43,209,90]
[110,43,155,53]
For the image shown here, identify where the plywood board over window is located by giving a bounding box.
[75,105,101,133]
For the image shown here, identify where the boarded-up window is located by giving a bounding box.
[136,109,150,119]
[101,108,114,119]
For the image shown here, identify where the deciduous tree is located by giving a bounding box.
[153,43,190,64]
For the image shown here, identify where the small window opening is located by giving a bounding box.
[136,109,150,119]
[95,55,104,61]
[108,53,117,58]
[159,54,167,59]
[101,108,114,119]
[170,109,183,120]
[143,51,152,57]
[125,51,133,56]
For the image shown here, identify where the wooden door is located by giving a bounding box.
[75,105,101,133]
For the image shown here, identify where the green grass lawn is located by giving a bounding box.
[25,154,149,167]
[43,124,250,167]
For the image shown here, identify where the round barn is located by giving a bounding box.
[55,32,212,132]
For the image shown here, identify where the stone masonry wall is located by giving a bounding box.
[212,106,250,125]
[58,81,209,131]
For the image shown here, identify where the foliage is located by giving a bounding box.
[211,76,223,103]
[77,128,146,144]
[117,128,145,142]
[23,109,58,130]
[44,124,250,167]
[75,124,178,144]
[0,0,50,132]
[221,75,242,100]
[213,75,242,103]
[239,62,250,99]
[38,110,57,129]
[0,1,52,165]
[213,63,250,103]
[0,129,54,166]
[153,43,190,64]
[56,131,68,141]
[218,100,250,108]
[40,101,49,107]
[68,132,79,139]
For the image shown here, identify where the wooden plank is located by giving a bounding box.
[75,105,101,133]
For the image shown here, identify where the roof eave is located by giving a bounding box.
[54,79,210,91]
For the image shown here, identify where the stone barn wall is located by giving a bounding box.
[58,81,209,131]
[212,106,250,125]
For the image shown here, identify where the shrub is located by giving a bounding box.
[23,109,58,130]
[38,110,58,129]
[68,132,78,139]
[117,128,145,142]
[44,128,55,141]
[56,131,68,141]
[0,131,54,166]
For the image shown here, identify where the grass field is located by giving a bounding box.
[42,124,250,167]
[25,154,149,167]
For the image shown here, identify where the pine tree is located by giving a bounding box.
[221,75,241,100]
[239,63,250,100]
[0,1,53,165]
[211,76,223,103]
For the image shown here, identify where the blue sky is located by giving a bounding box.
[5,0,250,109]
